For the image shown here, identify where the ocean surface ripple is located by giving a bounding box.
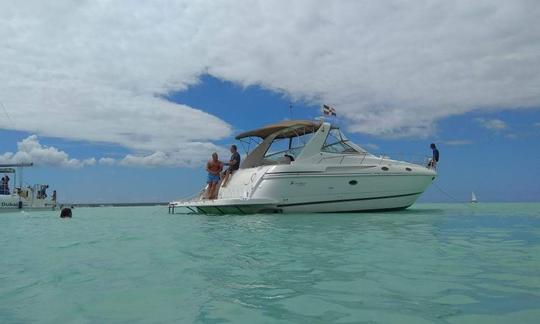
[1,203,539,323]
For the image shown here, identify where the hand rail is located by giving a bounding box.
[377,153,431,166]
[317,152,431,166]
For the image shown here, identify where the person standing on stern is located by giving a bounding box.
[205,152,223,199]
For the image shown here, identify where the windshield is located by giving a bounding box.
[321,128,362,154]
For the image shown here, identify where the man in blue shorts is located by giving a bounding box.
[205,152,223,199]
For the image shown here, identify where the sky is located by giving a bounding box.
[1,0,539,203]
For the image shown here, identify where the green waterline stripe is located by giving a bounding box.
[277,191,423,207]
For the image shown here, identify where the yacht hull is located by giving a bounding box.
[262,172,434,213]
[278,191,421,213]
[170,167,435,214]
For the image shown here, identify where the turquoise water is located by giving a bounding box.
[1,204,539,323]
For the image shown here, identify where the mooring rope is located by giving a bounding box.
[432,181,471,206]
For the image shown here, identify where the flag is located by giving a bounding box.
[322,104,337,116]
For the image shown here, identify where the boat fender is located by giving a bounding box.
[18,201,23,209]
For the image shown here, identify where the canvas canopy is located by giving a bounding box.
[235,120,321,140]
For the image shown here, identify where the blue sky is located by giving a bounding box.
[1,1,539,203]
[1,75,539,203]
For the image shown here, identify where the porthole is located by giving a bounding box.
[381,166,389,171]
[349,180,358,185]
[405,167,412,171]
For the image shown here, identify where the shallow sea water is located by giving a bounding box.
[1,203,539,323]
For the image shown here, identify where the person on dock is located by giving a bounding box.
[206,152,223,199]
[221,145,241,188]
[428,143,439,168]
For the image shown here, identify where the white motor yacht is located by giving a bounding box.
[0,163,57,213]
[169,120,437,214]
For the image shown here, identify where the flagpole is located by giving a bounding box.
[289,103,293,119]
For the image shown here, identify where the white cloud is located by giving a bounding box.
[118,142,229,168]
[0,135,96,168]
[119,152,170,168]
[0,135,221,168]
[98,157,116,166]
[534,122,540,128]
[442,140,473,146]
[475,118,508,130]
[1,0,539,148]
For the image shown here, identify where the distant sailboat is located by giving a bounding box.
[471,192,478,203]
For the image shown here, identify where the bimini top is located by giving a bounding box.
[0,163,33,168]
[235,120,322,140]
